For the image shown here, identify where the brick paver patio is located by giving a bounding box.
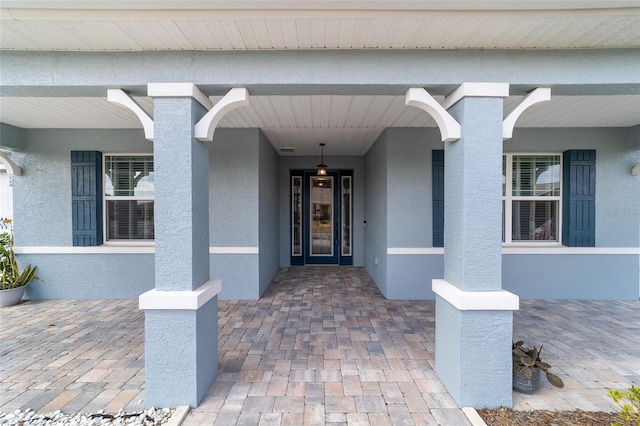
[1,266,638,425]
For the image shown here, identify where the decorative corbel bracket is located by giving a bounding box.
[0,153,21,175]
[195,88,250,142]
[405,88,461,142]
[107,89,154,141]
[503,87,551,140]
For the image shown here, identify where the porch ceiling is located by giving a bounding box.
[1,2,639,156]
[1,2,639,51]
[1,94,639,156]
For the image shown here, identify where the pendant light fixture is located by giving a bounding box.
[317,143,328,176]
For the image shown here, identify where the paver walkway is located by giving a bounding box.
[185,267,467,426]
[0,299,145,414]
[1,266,638,425]
[512,299,639,412]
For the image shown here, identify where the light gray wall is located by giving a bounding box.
[210,128,259,247]
[277,155,365,267]
[13,129,154,246]
[209,128,264,299]
[0,123,25,151]
[507,128,640,248]
[370,128,444,299]
[12,127,273,300]
[258,131,280,296]
[377,127,639,300]
[3,50,638,97]
[387,128,437,248]
[364,131,388,295]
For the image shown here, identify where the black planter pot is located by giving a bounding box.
[513,367,540,394]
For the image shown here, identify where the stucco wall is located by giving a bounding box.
[14,128,276,300]
[208,128,260,299]
[363,131,388,296]
[258,130,280,296]
[365,126,639,300]
[507,127,640,249]
[0,123,26,152]
[9,125,640,301]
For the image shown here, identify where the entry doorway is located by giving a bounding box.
[291,170,353,265]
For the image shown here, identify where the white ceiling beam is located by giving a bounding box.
[405,87,460,142]
[195,88,250,141]
[0,154,21,176]
[107,89,154,140]
[503,87,551,140]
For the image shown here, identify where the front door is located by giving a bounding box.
[291,170,352,265]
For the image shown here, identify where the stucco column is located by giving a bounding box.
[139,83,221,408]
[433,83,519,408]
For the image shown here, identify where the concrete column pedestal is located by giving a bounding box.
[139,83,220,408]
[433,83,519,408]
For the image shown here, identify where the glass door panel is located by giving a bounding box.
[310,176,333,256]
[292,176,302,257]
[341,176,351,256]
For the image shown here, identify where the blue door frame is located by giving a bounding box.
[291,170,353,266]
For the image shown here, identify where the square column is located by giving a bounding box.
[139,83,220,408]
[433,83,519,408]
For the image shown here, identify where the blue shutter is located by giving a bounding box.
[562,150,596,247]
[71,151,103,246]
[432,150,445,247]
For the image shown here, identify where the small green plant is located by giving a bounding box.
[513,341,564,388]
[0,218,41,290]
[608,385,640,426]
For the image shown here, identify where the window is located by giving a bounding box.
[503,154,561,243]
[104,155,154,241]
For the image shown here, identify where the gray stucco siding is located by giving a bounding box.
[258,131,280,297]
[503,253,639,299]
[13,129,152,247]
[24,253,154,299]
[3,50,638,97]
[209,128,260,247]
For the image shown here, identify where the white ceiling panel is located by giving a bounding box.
[2,12,639,51]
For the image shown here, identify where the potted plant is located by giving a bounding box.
[513,340,564,394]
[0,219,41,306]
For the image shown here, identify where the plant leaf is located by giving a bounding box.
[545,372,564,388]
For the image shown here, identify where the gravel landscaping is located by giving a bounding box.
[0,408,174,426]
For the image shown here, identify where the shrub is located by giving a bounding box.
[607,385,640,426]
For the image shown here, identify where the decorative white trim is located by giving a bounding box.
[13,246,638,255]
[386,247,640,255]
[139,279,222,310]
[441,82,510,110]
[107,89,155,141]
[210,246,259,254]
[0,153,21,175]
[387,247,444,255]
[503,246,640,255]
[14,246,155,254]
[503,87,551,140]
[405,87,461,142]
[12,246,263,254]
[432,279,519,311]
[147,82,213,109]
[195,88,250,141]
[632,163,640,176]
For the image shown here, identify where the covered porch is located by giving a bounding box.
[1,267,638,423]
[1,0,638,411]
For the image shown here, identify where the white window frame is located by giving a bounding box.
[103,153,154,244]
[503,153,562,246]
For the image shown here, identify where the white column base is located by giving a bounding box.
[139,279,222,310]
[432,279,519,311]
